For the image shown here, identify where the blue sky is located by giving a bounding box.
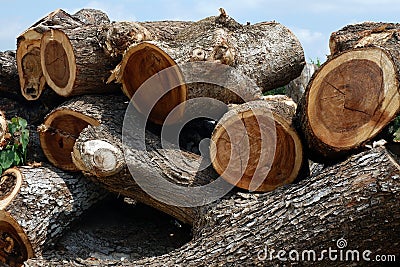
[1,0,399,62]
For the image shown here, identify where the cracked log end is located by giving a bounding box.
[210,100,304,192]
[40,29,76,97]
[39,110,99,171]
[16,31,46,101]
[0,169,33,267]
[302,47,400,160]
[118,42,187,125]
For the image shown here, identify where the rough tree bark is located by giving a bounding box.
[16,8,110,100]
[140,21,194,42]
[0,51,21,102]
[38,95,127,171]
[171,10,305,92]
[294,35,400,162]
[210,99,306,192]
[99,20,194,58]
[0,165,108,267]
[109,9,304,124]
[329,22,400,55]
[25,147,400,266]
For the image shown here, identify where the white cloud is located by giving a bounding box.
[291,27,329,61]
[292,28,324,44]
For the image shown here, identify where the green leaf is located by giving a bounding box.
[8,120,18,135]
[0,150,14,169]
[20,129,29,148]
[18,117,27,129]
[14,151,21,165]
[0,166,3,175]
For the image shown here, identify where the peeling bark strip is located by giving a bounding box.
[295,46,400,162]
[210,99,306,192]
[0,165,108,267]
[16,8,110,100]
[38,95,127,171]
[24,147,400,266]
[110,10,303,125]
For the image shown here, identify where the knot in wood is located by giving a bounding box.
[191,48,207,61]
[211,44,235,66]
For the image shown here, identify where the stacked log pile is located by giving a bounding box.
[0,7,398,267]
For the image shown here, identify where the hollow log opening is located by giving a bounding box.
[0,219,30,267]
[40,30,76,97]
[308,48,399,150]
[0,170,33,267]
[39,111,99,171]
[121,43,187,125]
[20,47,43,100]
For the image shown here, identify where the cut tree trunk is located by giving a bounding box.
[329,22,400,55]
[39,27,120,97]
[16,8,110,100]
[25,147,400,266]
[0,165,108,267]
[0,51,21,102]
[109,10,304,125]
[40,19,194,98]
[72,122,219,225]
[210,99,306,192]
[294,45,400,162]
[38,95,127,171]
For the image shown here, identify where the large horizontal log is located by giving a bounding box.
[25,147,400,266]
[172,10,305,92]
[294,44,400,162]
[16,8,110,100]
[0,165,108,267]
[40,19,194,98]
[72,121,219,225]
[38,95,127,171]
[109,10,304,125]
